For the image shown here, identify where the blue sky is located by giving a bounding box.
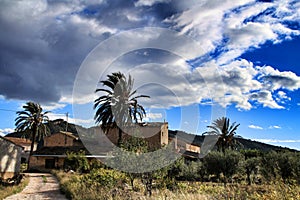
[0,0,300,150]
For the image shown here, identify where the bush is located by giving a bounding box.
[203,150,243,184]
[260,151,278,183]
[243,157,260,185]
[54,168,127,200]
[179,161,202,181]
[64,150,90,173]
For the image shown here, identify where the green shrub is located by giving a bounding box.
[203,150,243,184]
[64,150,90,173]
[243,157,260,185]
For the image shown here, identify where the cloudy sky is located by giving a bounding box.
[0,0,300,150]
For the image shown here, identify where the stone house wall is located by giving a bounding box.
[106,123,169,149]
[30,156,65,172]
[0,136,22,179]
[175,138,201,153]
[44,132,76,147]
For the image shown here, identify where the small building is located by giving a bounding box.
[29,131,84,171]
[43,131,82,147]
[0,136,23,179]
[29,146,88,171]
[5,137,37,164]
[106,122,169,150]
[169,130,201,160]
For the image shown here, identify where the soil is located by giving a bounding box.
[4,173,67,200]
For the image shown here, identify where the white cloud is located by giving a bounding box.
[248,124,263,130]
[143,112,164,122]
[146,113,163,120]
[254,139,300,143]
[74,54,300,111]
[48,113,93,127]
[69,14,117,37]
[275,91,291,104]
[1,0,300,113]
[0,128,14,136]
[168,0,300,64]
[169,0,254,55]
[41,103,67,111]
[220,22,277,64]
[249,90,284,109]
[201,120,209,123]
[135,0,171,7]
[277,91,290,100]
[269,125,281,129]
[257,66,300,91]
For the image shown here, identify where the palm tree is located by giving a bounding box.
[15,101,50,169]
[204,117,240,153]
[94,72,150,146]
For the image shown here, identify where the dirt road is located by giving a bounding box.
[4,173,67,200]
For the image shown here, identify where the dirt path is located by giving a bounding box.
[4,173,67,200]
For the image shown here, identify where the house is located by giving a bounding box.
[169,131,201,160]
[43,131,82,147]
[29,122,200,171]
[106,122,169,150]
[29,123,169,171]
[0,136,23,179]
[5,137,37,164]
[29,131,87,171]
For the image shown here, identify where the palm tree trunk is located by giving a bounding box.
[117,127,123,147]
[27,126,37,170]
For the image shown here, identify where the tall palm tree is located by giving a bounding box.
[15,101,50,168]
[204,117,240,153]
[94,72,150,146]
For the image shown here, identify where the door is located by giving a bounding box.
[45,158,55,169]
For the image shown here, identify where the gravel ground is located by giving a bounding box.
[4,173,67,200]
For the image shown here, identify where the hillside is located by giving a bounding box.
[6,119,80,138]
[6,119,297,152]
[169,130,297,152]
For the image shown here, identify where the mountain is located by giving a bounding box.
[6,119,81,138]
[169,130,297,152]
[6,120,297,152]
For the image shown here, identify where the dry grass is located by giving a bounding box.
[179,181,300,200]
[53,170,300,200]
[0,176,29,200]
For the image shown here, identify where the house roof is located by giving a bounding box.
[5,137,33,146]
[0,136,24,149]
[52,131,79,140]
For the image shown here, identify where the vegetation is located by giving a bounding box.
[47,108,300,200]
[15,101,50,168]
[53,164,300,200]
[94,72,150,146]
[51,143,300,199]
[64,150,90,173]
